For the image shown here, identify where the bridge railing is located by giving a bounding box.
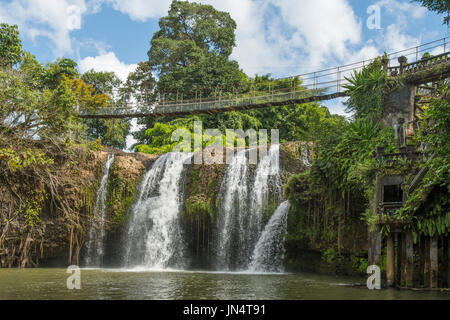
[80,36,450,118]
[80,86,338,117]
[388,51,450,76]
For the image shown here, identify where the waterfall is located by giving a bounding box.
[123,152,193,269]
[84,154,115,267]
[216,149,250,270]
[248,200,290,273]
[216,145,282,270]
[249,144,282,236]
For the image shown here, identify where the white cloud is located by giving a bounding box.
[196,0,365,77]
[384,24,421,53]
[271,0,362,67]
[0,0,431,78]
[374,0,425,55]
[0,0,92,56]
[102,0,171,21]
[325,97,352,118]
[204,0,276,75]
[78,52,137,82]
[430,45,446,56]
[376,0,427,20]
[105,0,366,77]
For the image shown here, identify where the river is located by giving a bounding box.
[0,269,449,300]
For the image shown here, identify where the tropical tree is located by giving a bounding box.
[343,55,389,123]
[41,58,79,89]
[121,61,156,103]
[0,23,23,67]
[81,70,131,149]
[148,0,243,99]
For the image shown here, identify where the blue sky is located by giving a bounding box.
[0,0,448,115]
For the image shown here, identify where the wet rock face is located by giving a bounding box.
[2,143,309,269]
[180,143,307,270]
[0,149,155,268]
[0,149,108,267]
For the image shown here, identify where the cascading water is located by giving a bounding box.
[216,149,250,270]
[248,200,290,273]
[216,145,282,270]
[249,144,282,240]
[84,154,115,267]
[123,152,193,269]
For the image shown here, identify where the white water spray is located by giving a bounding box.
[84,154,115,267]
[249,144,282,236]
[216,145,282,270]
[248,200,290,273]
[123,152,193,269]
[216,149,250,270]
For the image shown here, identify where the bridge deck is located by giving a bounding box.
[79,42,450,119]
[79,91,346,119]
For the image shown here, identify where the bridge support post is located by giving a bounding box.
[398,56,407,75]
[396,233,403,286]
[399,231,414,288]
[386,232,395,287]
[447,236,450,288]
[424,237,431,287]
[430,235,438,288]
[405,231,414,288]
[368,227,382,268]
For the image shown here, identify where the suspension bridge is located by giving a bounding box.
[79,37,450,119]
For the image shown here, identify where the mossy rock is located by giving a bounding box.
[106,155,146,230]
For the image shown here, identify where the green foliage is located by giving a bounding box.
[322,247,339,264]
[86,138,105,152]
[23,199,43,228]
[397,95,450,236]
[183,166,223,223]
[18,52,45,88]
[42,58,79,89]
[135,122,191,154]
[0,148,54,172]
[148,0,241,99]
[0,59,107,149]
[134,3,329,148]
[107,162,145,228]
[314,117,396,194]
[80,70,131,149]
[185,198,215,220]
[350,254,369,273]
[122,62,156,103]
[418,97,450,160]
[155,0,236,56]
[135,116,259,154]
[82,70,121,95]
[0,23,23,67]
[343,55,389,122]
[284,95,396,273]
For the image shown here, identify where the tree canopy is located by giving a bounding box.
[0,23,23,67]
[148,0,243,100]
[81,70,131,149]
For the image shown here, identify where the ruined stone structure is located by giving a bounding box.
[370,54,450,289]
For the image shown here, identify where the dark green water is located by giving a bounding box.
[0,268,449,300]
